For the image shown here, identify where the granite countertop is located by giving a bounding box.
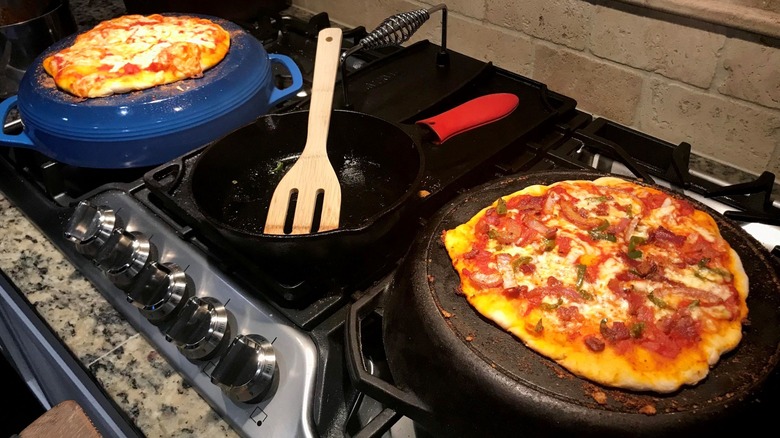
[0,193,239,437]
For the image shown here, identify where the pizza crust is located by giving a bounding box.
[443,177,749,393]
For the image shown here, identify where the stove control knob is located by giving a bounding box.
[165,296,233,361]
[210,334,277,403]
[64,201,124,259]
[126,262,193,323]
[104,231,158,290]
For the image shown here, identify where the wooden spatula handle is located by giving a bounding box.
[302,27,343,158]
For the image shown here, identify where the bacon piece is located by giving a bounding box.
[465,269,503,288]
[600,320,632,342]
[559,201,604,229]
[517,262,536,275]
[502,285,528,299]
[507,194,544,212]
[681,236,723,265]
[657,311,700,343]
[594,202,609,216]
[525,218,558,239]
[493,220,525,245]
[633,259,657,277]
[623,216,640,241]
[606,217,630,235]
[650,226,686,246]
[543,192,559,215]
[673,315,700,341]
[557,306,583,323]
[584,335,605,352]
[641,192,669,210]
[490,217,539,246]
[529,285,582,303]
[476,209,500,236]
[462,248,480,259]
[608,278,630,295]
[635,305,656,324]
[556,236,572,256]
[676,199,695,215]
[653,286,724,306]
[609,280,650,317]
[496,253,518,289]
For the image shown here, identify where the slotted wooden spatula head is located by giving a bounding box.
[264,27,343,235]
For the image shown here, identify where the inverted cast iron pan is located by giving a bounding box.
[368,169,780,437]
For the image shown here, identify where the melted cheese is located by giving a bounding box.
[43,14,230,98]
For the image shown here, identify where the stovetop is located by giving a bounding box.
[1,8,779,438]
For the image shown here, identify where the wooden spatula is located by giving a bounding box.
[264,27,343,235]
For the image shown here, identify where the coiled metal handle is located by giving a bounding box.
[340,4,448,108]
[347,3,446,56]
[358,8,433,50]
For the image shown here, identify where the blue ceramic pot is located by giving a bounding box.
[0,15,303,168]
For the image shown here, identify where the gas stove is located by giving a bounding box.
[1,7,779,438]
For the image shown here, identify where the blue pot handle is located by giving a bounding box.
[267,54,304,107]
[0,95,34,148]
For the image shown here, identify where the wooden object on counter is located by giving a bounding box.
[18,400,101,438]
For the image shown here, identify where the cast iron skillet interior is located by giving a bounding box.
[191,109,423,238]
[385,169,780,436]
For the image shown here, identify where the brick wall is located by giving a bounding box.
[291,0,780,179]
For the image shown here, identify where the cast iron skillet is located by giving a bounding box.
[379,170,780,437]
[189,109,425,272]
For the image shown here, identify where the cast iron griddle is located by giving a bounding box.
[384,170,780,437]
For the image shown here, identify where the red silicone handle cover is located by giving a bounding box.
[415,93,520,144]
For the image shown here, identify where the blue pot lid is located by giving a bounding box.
[16,15,273,141]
